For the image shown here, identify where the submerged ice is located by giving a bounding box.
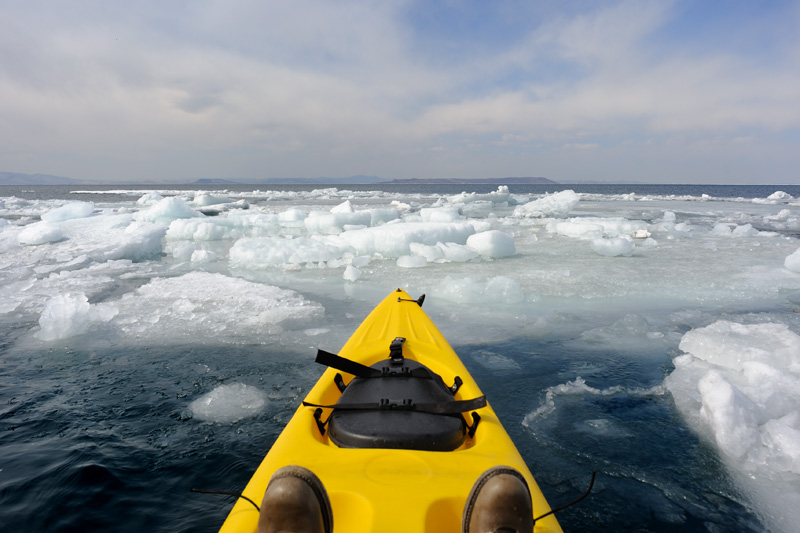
[189,383,268,423]
[4,185,800,530]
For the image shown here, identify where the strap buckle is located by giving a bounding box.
[389,337,406,365]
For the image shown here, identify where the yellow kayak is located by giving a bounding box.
[218,289,562,532]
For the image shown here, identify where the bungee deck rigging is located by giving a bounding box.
[304,338,486,450]
[213,289,565,533]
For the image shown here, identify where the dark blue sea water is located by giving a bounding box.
[0,338,761,532]
[0,183,779,532]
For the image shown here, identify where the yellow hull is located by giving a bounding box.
[219,289,562,532]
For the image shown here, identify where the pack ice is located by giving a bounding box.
[4,185,800,528]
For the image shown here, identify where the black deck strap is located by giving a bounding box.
[334,373,347,393]
[466,412,481,437]
[315,349,381,378]
[303,395,486,416]
[449,376,463,395]
[316,349,443,382]
[312,408,329,435]
[389,337,405,365]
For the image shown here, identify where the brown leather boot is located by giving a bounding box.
[462,466,534,533]
[258,466,333,533]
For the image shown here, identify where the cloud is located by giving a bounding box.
[0,0,798,182]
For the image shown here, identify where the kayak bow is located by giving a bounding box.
[218,289,562,532]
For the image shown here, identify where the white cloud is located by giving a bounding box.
[0,0,799,182]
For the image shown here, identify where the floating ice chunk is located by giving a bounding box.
[41,201,94,222]
[368,208,400,226]
[135,196,202,223]
[785,248,800,272]
[192,193,229,207]
[697,370,760,459]
[390,200,412,212]
[304,210,371,234]
[546,221,604,240]
[679,321,800,372]
[190,250,217,263]
[18,223,63,245]
[397,255,427,268]
[105,222,167,261]
[674,222,691,232]
[665,320,800,532]
[136,191,164,206]
[466,230,515,258]
[459,201,496,218]
[166,219,228,241]
[762,413,800,473]
[343,265,361,281]
[189,383,267,423]
[278,208,308,222]
[420,207,461,223]
[434,276,523,305]
[170,241,197,261]
[469,220,492,233]
[567,217,649,237]
[230,236,347,268]
[351,256,371,268]
[590,236,635,257]
[38,292,118,341]
[485,276,525,303]
[338,222,475,258]
[438,242,479,262]
[768,191,794,202]
[330,200,354,213]
[513,190,579,218]
[409,242,445,262]
[227,213,281,236]
[766,209,793,222]
[448,186,511,204]
[631,229,651,239]
[711,223,732,235]
[731,224,759,237]
[113,272,324,341]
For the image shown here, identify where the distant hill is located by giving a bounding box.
[193,178,239,184]
[194,176,560,185]
[387,177,557,185]
[0,172,83,185]
[2,172,560,186]
[260,175,388,185]
[194,175,389,185]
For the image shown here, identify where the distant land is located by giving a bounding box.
[386,177,556,185]
[1,172,560,186]
[195,175,386,185]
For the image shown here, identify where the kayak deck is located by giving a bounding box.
[219,289,562,533]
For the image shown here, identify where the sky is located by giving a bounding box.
[1,0,799,184]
